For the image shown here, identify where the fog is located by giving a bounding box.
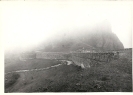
[1,2,132,53]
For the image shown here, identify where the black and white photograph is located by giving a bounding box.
[1,1,132,93]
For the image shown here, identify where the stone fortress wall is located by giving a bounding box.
[20,48,131,68]
[36,52,68,60]
[70,52,118,68]
[35,51,119,68]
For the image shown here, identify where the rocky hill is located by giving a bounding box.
[38,20,124,52]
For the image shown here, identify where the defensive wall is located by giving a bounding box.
[19,48,131,68]
[108,48,132,59]
[20,52,36,59]
[36,52,69,60]
[69,52,116,68]
[118,48,132,59]
[35,52,118,68]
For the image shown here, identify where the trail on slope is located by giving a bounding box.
[5,63,62,75]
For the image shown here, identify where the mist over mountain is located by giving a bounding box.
[37,20,124,52]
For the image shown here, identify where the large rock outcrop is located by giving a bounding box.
[40,20,124,52]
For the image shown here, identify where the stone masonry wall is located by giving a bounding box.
[35,52,117,68]
[36,52,68,60]
[70,52,116,68]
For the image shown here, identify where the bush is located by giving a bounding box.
[5,73,20,89]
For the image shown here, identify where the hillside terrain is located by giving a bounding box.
[5,56,132,92]
[5,20,130,92]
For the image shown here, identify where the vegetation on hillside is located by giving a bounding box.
[5,57,132,92]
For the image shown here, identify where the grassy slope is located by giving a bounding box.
[5,57,132,92]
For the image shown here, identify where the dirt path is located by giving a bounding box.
[5,63,63,75]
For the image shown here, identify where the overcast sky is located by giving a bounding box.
[1,2,132,51]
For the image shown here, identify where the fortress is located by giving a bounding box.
[35,51,119,68]
[19,48,132,68]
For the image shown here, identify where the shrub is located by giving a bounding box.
[5,73,20,89]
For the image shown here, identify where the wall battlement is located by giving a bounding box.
[20,48,131,68]
[35,52,119,68]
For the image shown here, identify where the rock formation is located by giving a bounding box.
[41,20,124,52]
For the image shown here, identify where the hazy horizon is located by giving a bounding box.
[1,2,132,52]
